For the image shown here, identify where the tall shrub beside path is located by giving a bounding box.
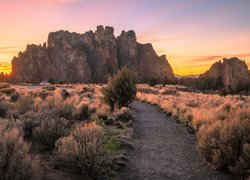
[102,67,137,110]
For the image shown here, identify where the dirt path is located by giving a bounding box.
[121,101,234,180]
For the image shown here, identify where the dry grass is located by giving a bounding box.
[137,84,250,174]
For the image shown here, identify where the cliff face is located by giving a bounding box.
[10,26,175,83]
[200,57,250,90]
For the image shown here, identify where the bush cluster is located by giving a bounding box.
[0,120,39,180]
[198,118,250,174]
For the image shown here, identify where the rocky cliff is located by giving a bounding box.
[200,57,250,90]
[10,26,175,83]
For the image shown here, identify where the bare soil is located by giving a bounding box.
[121,101,234,180]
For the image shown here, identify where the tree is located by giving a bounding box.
[102,67,137,111]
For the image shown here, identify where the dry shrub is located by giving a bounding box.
[238,107,250,121]
[114,107,135,122]
[42,84,56,91]
[0,120,39,180]
[17,95,34,114]
[56,122,104,177]
[0,88,16,95]
[136,92,160,106]
[39,92,77,120]
[57,102,75,120]
[20,111,43,138]
[161,89,177,95]
[96,104,110,120]
[0,83,10,89]
[197,118,250,174]
[10,93,20,102]
[0,102,8,118]
[33,118,70,149]
[137,87,159,94]
[75,102,90,120]
[190,109,214,129]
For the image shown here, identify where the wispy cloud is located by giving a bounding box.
[24,0,80,4]
[0,51,21,54]
[184,54,250,63]
[0,62,11,72]
[140,36,188,43]
[0,46,25,50]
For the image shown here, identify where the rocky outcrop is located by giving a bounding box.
[200,57,250,90]
[10,26,175,83]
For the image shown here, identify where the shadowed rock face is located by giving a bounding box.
[200,57,250,90]
[10,26,175,83]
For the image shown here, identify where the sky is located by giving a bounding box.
[0,0,250,75]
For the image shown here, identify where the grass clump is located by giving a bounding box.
[104,139,121,154]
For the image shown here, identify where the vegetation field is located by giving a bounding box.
[0,81,135,180]
[0,79,249,179]
[137,84,250,175]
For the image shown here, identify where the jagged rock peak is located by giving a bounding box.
[10,25,175,83]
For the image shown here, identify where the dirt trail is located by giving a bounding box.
[121,101,234,180]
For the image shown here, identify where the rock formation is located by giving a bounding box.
[200,57,250,90]
[10,26,175,83]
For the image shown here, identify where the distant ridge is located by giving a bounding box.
[175,74,200,79]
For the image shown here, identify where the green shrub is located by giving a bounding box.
[56,122,104,177]
[33,118,70,149]
[197,118,250,174]
[102,68,137,110]
[0,120,39,180]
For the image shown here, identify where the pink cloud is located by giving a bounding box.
[24,0,80,4]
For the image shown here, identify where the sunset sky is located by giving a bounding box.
[0,0,250,75]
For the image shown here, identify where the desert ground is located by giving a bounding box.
[0,82,249,180]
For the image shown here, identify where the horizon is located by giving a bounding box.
[0,0,250,75]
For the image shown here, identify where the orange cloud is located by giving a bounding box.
[0,62,11,74]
